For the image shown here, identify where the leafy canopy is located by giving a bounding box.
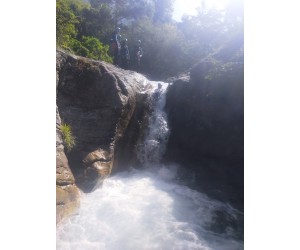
[56,0,244,79]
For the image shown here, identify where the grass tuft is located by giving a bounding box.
[60,123,76,151]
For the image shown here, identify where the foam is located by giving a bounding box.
[57,169,243,250]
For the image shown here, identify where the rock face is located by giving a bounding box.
[56,49,147,192]
[165,38,244,210]
[56,107,80,224]
[112,91,151,173]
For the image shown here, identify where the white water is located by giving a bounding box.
[137,81,170,166]
[57,168,242,250]
[57,82,243,250]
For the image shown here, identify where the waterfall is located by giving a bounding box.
[57,81,243,250]
[137,81,170,166]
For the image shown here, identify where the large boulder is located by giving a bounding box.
[165,37,244,210]
[56,49,147,192]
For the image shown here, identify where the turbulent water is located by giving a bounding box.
[137,81,170,166]
[57,81,243,250]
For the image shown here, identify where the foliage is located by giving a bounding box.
[60,123,76,151]
[56,0,244,79]
[56,0,79,47]
[56,0,112,63]
[70,36,113,62]
[80,3,114,42]
[153,0,175,23]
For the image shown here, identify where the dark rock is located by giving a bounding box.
[113,91,152,173]
[165,42,244,210]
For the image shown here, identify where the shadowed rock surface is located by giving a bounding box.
[165,37,244,210]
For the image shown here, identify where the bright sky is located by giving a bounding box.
[172,0,230,21]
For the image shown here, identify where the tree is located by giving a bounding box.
[126,17,188,79]
[56,0,243,80]
[80,3,114,42]
[56,0,79,47]
[70,36,113,62]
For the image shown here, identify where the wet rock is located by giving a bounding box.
[56,184,80,224]
[79,149,114,192]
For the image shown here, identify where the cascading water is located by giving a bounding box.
[137,81,170,166]
[57,81,243,250]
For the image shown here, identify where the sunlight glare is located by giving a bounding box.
[203,0,229,9]
[173,0,240,21]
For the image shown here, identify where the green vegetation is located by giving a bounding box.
[56,0,243,79]
[56,0,80,49]
[71,36,113,62]
[60,123,76,151]
[56,0,113,63]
